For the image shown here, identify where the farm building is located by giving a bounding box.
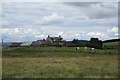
[46,35,66,46]
[2,42,12,47]
[31,39,46,47]
[20,41,33,47]
[31,41,41,47]
[10,42,22,47]
[9,35,66,47]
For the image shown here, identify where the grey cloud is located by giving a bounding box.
[65,2,117,9]
[88,11,117,19]
[87,3,118,19]
[64,2,100,7]
[100,3,117,9]
[64,2,117,19]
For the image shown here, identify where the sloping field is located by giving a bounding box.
[103,41,119,46]
[103,41,120,49]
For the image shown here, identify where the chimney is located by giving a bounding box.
[59,35,61,38]
[43,39,45,41]
[48,35,50,38]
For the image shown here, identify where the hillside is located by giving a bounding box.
[103,38,120,43]
[103,38,120,49]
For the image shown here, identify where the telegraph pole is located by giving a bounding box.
[2,38,3,46]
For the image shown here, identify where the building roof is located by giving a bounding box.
[37,40,47,44]
[10,42,22,47]
[31,41,41,46]
[20,41,33,46]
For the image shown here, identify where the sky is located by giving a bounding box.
[1,2,119,42]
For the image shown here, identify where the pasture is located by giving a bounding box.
[2,47,119,78]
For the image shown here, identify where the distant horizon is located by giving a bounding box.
[1,37,119,43]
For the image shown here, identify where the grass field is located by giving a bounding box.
[103,41,120,49]
[103,42,119,46]
[2,47,119,78]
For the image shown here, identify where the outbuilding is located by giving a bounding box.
[20,41,33,47]
[10,42,22,47]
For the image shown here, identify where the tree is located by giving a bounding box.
[72,39,78,44]
[90,38,99,43]
[89,38,103,49]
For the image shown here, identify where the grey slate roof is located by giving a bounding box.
[31,41,41,46]
[10,42,22,47]
[20,41,33,47]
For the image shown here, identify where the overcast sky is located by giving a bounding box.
[1,2,119,42]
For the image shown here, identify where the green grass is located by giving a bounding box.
[2,47,119,78]
[103,41,120,49]
[2,47,118,57]
[103,41,119,46]
[3,55,118,78]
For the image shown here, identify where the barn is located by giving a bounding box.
[31,40,45,47]
[20,41,33,47]
[10,42,22,47]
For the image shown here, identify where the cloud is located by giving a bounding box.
[107,27,119,38]
[87,32,106,38]
[107,27,118,33]
[2,28,42,38]
[1,2,118,41]
[41,13,64,25]
[3,2,117,28]
[14,28,22,33]
[65,2,100,7]
[1,27,45,42]
[115,33,119,36]
[35,34,45,38]
[88,3,117,19]
[100,3,118,9]
[58,31,64,35]
[70,33,81,38]
[67,2,117,19]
